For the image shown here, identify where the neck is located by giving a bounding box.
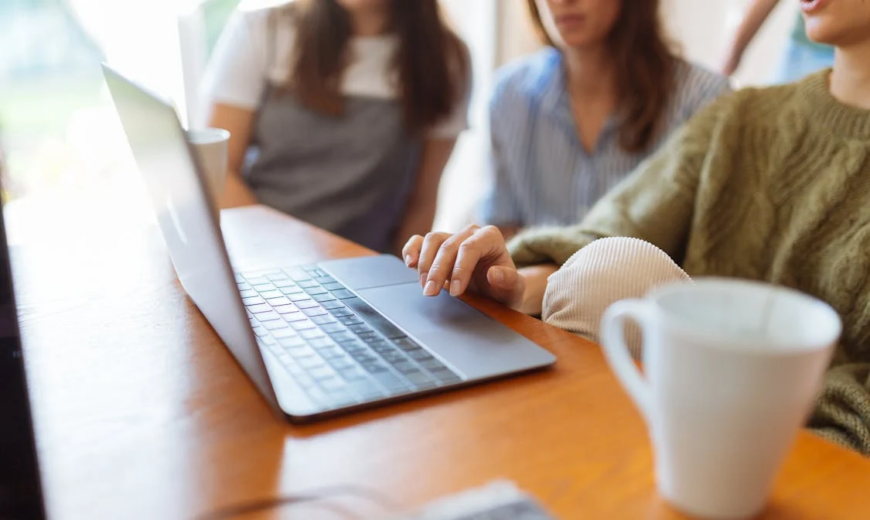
[562,44,615,98]
[830,41,870,110]
[350,7,391,37]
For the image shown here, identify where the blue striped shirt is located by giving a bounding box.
[480,49,731,227]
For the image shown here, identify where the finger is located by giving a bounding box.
[417,232,450,288]
[402,235,424,267]
[424,234,465,296]
[485,266,523,305]
[449,235,485,297]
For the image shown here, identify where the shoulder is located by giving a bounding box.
[672,59,732,110]
[491,48,562,107]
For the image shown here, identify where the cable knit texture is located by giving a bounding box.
[511,70,870,455]
[543,238,691,359]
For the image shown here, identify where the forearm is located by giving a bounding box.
[222,171,258,209]
[729,0,779,56]
[517,263,559,316]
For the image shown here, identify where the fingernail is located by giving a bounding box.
[405,255,412,266]
[450,280,462,297]
[419,272,427,288]
[491,268,505,284]
[424,280,439,296]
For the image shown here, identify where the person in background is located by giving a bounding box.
[722,0,834,82]
[405,0,870,454]
[201,0,470,254]
[479,0,730,240]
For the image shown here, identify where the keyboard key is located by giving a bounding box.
[341,298,407,339]
[381,351,406,364]
[310,315,336,326]
[289,293,314,303]
[266,272,289,281]
[298,357,326,370]
[266,297,292,306]
[308,338,334,349]
[369,341,392,353]
[290,320,316,331]
[300,329,325,340]
[403,370,434,386]
[295,300,320,309]
[259,290,284,299]
[255,311,282,322]
[362,361,389,374]
[280,286,305,295]
[242,296,265,306]
[247,303,273,314]
[251,283,276,292]
[244,277,268,286]
[282,312,309,323]
[272,304,298,314]
[330,308,354,318]
[239,289,257,299]
[298,280,319,289]
[320,323,345,334]
[251,326,268,337]
[315,275,336,284]
[351,352,379,364]
[339,341,366,354]
[328,331,356,343]
[312,293,336,303]
[274,279,298,288]
[305,267,326,276]
[321,300,345,310]
[319,378,346,392]
[373,372,409,392]
[285,346,316,358]
[258,335,277,345]
[322,282,344,292]
[348,323,373,334]
[302,307,327,317]
[309,366,336,380]
[338,314,364,326]
[288,272,311,282]
[318,346,344,359]
[262,320,289,331]
[348,380,383,399]
[338,367,366,381]
[394,338,421,351]
[332,289,356,299]
[431,368,461,384]
[408,349,435,361]
[271,328,297,339]
[393,361,417,374]
[358,332,381,343]
[279,337,307,349]
[420,358,447,371]
[304,287,328,296]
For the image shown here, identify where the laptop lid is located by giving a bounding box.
[0,196,47,519]
[101,64,281,415]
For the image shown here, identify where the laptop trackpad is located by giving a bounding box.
[356,284,555,380]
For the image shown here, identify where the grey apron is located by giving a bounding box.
[245,86,422,252]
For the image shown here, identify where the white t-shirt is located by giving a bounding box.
[200,8,471,138]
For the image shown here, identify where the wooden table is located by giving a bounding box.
[13,205,870,519]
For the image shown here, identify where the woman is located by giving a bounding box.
[480,0,730,238]
[722,0,834,83]
[405,0,870,454]
[201,0,470,253]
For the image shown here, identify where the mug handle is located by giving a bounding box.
[600,299,654,421]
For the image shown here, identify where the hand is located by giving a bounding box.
[402,225,526,309]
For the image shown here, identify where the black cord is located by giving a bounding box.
[196,485,399,520]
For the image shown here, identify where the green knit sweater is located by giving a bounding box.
[509,70,870,455]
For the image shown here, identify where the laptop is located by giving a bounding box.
[102,64,555,423]
[0,197,47,519]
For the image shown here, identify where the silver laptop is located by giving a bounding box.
[102,64,555,423]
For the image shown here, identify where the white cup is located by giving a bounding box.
[600,278,840,519]
[186,128,230,221]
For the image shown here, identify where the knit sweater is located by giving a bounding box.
[508,70,870,455]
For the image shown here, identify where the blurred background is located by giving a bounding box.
[0,0,795,244]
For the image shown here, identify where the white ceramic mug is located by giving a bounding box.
[600,278,840,519]
[186,128,230,222]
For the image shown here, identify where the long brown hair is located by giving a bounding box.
[527,0,677,153]
[280,0,467,135]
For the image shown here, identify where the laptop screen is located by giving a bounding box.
[0,199,46,519]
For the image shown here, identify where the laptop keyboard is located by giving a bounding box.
[236,266,462,410]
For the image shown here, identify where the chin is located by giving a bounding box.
[559,33,604,49]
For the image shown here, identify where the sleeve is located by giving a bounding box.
[428,40,473,139]
[507,93,733,267]
[478,96,524,226]
[808,362,870,455]
[678,64,733,123]
[199,10,270,113]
